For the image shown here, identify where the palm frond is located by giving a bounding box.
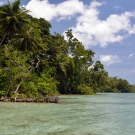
[12,0,20,13]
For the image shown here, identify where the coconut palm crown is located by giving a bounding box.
[0,0,30,45]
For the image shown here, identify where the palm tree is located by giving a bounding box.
[12,27,47,53]
[11,26,48,78]
[51,53,69,93]
[0,0,30,46]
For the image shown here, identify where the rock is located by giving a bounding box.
[15,98,21,102]
[2,96,60,103]
[3,98,10,102]
[25,98,36,102]
[10,98,15,102]
[38,98,45,102]
[46,96,60,103]
[15,98,26,102]
[0,96,5,101]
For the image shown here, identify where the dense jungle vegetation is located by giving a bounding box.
[0,0,135,99]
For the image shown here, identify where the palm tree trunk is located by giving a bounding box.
[0,30,8,46]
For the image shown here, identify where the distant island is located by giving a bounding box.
[0,0,135,101]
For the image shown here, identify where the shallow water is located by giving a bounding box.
[0,93,135,135]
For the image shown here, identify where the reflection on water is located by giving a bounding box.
[0,93,135,135]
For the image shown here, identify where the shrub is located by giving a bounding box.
[76,84,95,95]
[112,88,120,93]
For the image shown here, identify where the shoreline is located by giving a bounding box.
[0,96,60,103]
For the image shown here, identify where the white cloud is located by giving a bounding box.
[113,5,124,11]
[26,0,84,21]
[72,6,135,48]
[99,55,121,65]
[26,0,135,48]
[128,53,134,58]
[0,1,4,6]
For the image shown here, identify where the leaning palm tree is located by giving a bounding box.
[0,0,30,46]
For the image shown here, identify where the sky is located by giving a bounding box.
[0,0,135,84]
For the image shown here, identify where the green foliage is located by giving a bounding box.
[0,0,30,45]
[0,69,7,97]
[21,81,38,98]
[12,27,47,53]
[0,69,7,90]
[112,88,121,93]
[128,85,135,93]
[76,84,94,95]
[103,77,133,93]
[117,79,129,92]
[36,71,59,96]
[20,67,59,98]
[0,45,31,97]
[0,90,6,97]
[64,29,96,93]
[0,0,134,99]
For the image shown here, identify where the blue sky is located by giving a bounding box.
[1,0,135,84]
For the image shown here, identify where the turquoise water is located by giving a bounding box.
[0,93,135,135]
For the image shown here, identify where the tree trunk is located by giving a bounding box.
[15,84,21,94]
[0,30,8,46]
[5,79,12,97]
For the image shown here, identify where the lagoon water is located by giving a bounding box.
[0,93,135,135]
